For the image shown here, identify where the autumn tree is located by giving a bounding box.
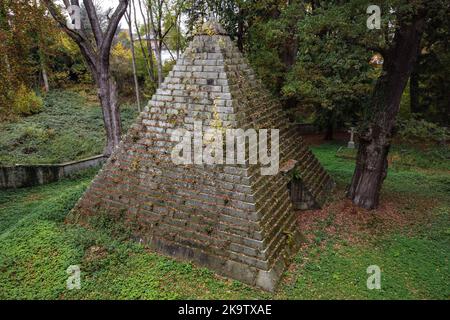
[0,0,56,118]
[43,0,129,155]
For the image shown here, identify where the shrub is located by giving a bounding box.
[397,116,448,143]
[13,84,43,116]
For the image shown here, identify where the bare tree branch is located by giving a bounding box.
[134,0,155,81]
[83,0,104,46]
[100,0,128,62]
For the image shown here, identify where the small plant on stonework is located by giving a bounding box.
[131,131,140,143]
[283,230,295,248]
[218,38,225,48]
[205,225,214,235]
[87,209,134,242]
[130,158,141,172]
[168,114,178,126]
[292,168,301,180]
[281,231,295,265]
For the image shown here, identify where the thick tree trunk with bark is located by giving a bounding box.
[347,15,425,209]
[98,72,122,155]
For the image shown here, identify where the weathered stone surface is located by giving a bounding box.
[70,20,334,291]
[0,155,107,189]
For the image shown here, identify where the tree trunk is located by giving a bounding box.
[347,15,425,209]
[322,108,334,140]
[98,72,122,156]
[41,66,49,92]
[132,0,153,81]
[324,121,334,141]
[176,13,181,59]
[237,9,245,51]
[347,138,390,209]
[410,64,420,114]
[125,3,141,112]
[147,1,162,85]
[129,38,141,113]
[155,42,163,85]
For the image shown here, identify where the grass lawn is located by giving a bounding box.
[0,143,448,299]
[0,89,138,165]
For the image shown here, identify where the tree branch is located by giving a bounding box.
[83,0,104,46]
[100,0,129,62]
[42,0,98,75]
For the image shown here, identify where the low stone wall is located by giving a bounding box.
[0,155,107,189]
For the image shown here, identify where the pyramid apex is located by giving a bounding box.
[194,18,228,36]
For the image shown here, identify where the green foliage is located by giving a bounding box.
[246,19,287,94]
[292,167,301,180]
[397,117,449,143]
[13,84,44,116]
[336,143,450,172]
[282,1,377,130]
[399,0,450,124]
[0,90,138,165]
[111,40,134,97]
[313,143,450,199]
[417,45,450,124]
[49,34,93,87]
[163,10,187,52]
[286,231,449,299]
[0,143,448,299]
[163,59,177,75]
[0,173,91,299]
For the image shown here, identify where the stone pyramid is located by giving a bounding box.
[71,20,334,291]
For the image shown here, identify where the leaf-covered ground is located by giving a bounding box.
[1,143,448,299]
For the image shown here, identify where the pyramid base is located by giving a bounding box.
[136,226,304,292]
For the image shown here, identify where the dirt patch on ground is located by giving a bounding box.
[23,193,46,203]
[83,245,108,262]
[296,188,439,250]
